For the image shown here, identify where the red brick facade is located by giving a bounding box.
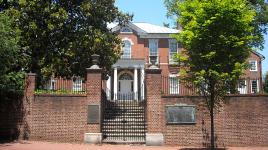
[118,29,264,80]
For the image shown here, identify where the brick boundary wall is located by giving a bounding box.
[162,95,268,147]
[29,95,88,143]
[22,68,103,143]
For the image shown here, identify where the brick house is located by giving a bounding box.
[106,22,265,99]
[3,22,267,146]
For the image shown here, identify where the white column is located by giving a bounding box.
[106,76,111,100]
[141,68,145,100]
[134,68,138,100]
[114,68,118,100]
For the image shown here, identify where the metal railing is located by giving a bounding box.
[35,76,86,95]
[161,76,264,96]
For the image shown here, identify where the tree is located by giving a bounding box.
[0,11,24,92]
[264,72,268,93]
[169,0,256,149]
[1,0,132,81]
[165,0,268,50]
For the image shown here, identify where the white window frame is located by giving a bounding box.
[149,39,159,64]
[250,80,259,93]
[249,60,258,71]
[237,80,247,94]
[121,40,132,59]
[169,74,179,94]
[49,79,56,90]
[168,39,178,64]
[72,77,83,91]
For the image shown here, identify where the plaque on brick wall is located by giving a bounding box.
[166,104,196,124]
[87,105,100,124]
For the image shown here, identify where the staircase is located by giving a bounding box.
[102,100,146,144]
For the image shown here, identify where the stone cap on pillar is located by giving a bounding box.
[145,68,162,74]
[86,68,102,73]
[27,72,37,76]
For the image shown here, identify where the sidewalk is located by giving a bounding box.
[0,141,267,150]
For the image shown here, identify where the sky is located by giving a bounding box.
[115,0,268,75]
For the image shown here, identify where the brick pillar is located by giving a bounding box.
[84,67,103,144]
[22,73,36,140]
[145,68,164,146]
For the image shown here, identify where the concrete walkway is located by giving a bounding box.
[0,141,267,150]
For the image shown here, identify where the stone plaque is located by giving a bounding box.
[166,105,196,124]
[87,105,100,124]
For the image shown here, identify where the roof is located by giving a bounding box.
[108,22,180,34]
[112,59,145,68]
[252,51,265,60]
[132,23,179,34]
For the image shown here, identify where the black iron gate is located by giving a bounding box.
[102,92,146,143]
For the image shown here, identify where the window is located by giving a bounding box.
[237,80,247,94]
[251,80,259,93]
[72,77,82,91]
[120,27,132,33]
[169,74,179,94]
[149,39,159,63]
[121,40,131,59]
[166,105,196,124]
[249,60,257,71]
[169,39,178,64]
[48,79,56,90]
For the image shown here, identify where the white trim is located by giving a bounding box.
[168,39,178,64]
[134,68,138,100]
[121,40,132,59]
[114,68,118,100]
[148,39,159,64]
[122,37,134,45]
[120,27,133,34]
[249,60,258,71]
[72,77,83,91]
[250,79,259,93]
[237,80,247,94]
[169,74,179,94]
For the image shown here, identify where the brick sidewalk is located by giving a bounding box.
[0,141,267,150]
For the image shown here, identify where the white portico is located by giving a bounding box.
[107,59,145,100]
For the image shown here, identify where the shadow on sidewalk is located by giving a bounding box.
[179,148,226,150]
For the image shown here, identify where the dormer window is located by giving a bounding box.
[120,27,132,33]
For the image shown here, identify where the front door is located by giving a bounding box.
[120,80,132,93]
[118,72,133,100]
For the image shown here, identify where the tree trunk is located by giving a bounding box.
[210,90,215,150]
[210,106,215,150]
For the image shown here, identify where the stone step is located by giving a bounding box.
[102,125,146,129]
[102,129,146,133]
[103,118,145,122]
[104,113,145,117]
[105,107,144,111]
[103,133,145,137]
[102,137,145,144]
[104,115,145,119]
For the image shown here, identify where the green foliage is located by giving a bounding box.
[0,11,25,92]
[34,89,86,95]
[169,0,256,149]
[1,0,132,80]
[165,0,268,50]
[175,0,255,95]
[264,72,268,93]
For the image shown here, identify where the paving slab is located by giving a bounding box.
[0,141,267,150]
